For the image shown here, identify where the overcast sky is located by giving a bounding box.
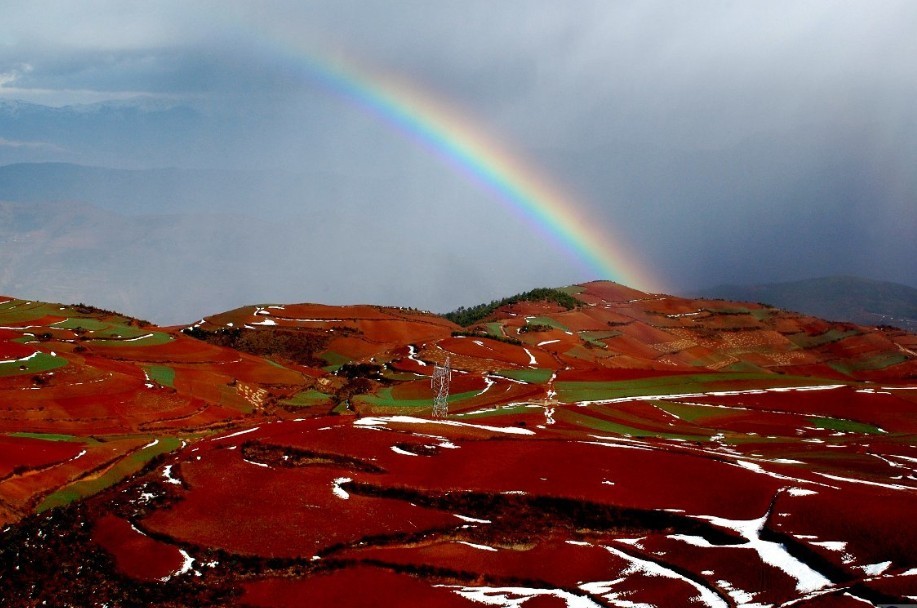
[1,1,915,319]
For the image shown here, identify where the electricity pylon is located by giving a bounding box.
[431,357,451,418]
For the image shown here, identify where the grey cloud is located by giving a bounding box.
[0,1,914,322]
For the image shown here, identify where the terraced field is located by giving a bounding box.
[0,282,914,606]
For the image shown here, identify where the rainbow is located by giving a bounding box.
[238,29,660,292]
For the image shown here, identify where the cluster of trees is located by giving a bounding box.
[444,287,580,327]
[450,330,521,346]
[182,326,329,367]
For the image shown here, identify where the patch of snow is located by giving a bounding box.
[786,488,817,497]
[160,549,195,582]
[715,579,761,607]
[120,333,154,342]
[407,344,428,366]
[457,541,498,552]
[141,439,159,450]
[668,534,715,547]
[0,350,40,365]
[602,544,728,608]
[214,426,260,441]
[67,449,87,463]
[522,347,537,365]
[734,460,836,489]
[441,585,604,608]
[692,511,831,593]
[332,477,352,500]
[860,561,892,576]
[250,319,276,326]
[162,465,182,486]
[454,514,491,524]
[476,376,495,397]
[810,541,847,551]
[390,446,418,457]
[243,458,269,468]
[354,415,535,435]
[814,472,911,491]
[537,339,560,346]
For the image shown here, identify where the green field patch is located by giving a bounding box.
[808,416,884,435]
[145,365,175,388]
[788,328,861,349]
[8,431,96,444]
[218,385,255,414]
[320,351,351,372]
[703,306,755,315]
[750,308,775,321]
[51,318,110,331]
[578,330,621,348]
[382,369,424,382]
[262,357,291,370]
[354,387,480,410]
[722,361,768,373]
[555,373,828,403]
[558,285,586,296]
[281,389,333,408]
[88,331,172,347]
[556,408,709,441]
[0,301,64,324]
[526,316,570,332]
[36,437,182,512]
[829,353,909,374]
[484,322,506,339]
[87,324,148,339]
[0,352,68,377]
[495,368,554,384]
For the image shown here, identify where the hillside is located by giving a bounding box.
[697,276,917,333]
[0,281,915,606]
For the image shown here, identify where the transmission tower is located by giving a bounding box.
[431,357,451,418]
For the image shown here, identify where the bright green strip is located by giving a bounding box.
[354,388,481,409]
[558,285,586,296]
[525,316,570,332]
[320,351,351,372]
[36,437,182,513]
[145,365,175,388]
[579,330,620,347]
[282,389,333,407]
[485,322,506,339]
[829,353,908,374]
[51,318,110,331]
[8,432,94,443]
[89,325,148,339]
[556,408,710,441]
[496,368,554,384]
[788,329,860,349]
[808,416,883,435]
[0,352,68,377]
[555,373,830,403]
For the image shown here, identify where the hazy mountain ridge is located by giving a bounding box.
[697,276,917,333]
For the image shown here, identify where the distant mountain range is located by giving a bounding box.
[696,276,917,332]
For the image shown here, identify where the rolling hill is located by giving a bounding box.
[0,281,914,606]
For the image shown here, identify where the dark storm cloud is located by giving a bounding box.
[0,1,914,322]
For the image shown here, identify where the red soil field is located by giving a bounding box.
[0,282,914,606]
